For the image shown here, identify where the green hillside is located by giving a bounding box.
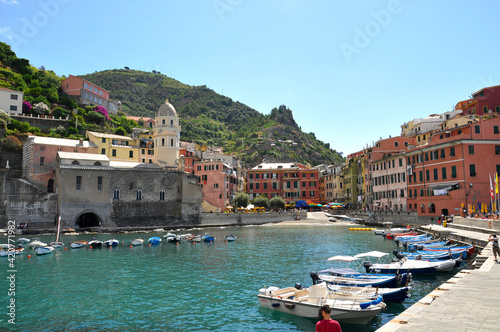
[82,69,344,167]
[0,40,343,168]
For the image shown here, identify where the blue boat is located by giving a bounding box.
[327,284,411,303]
[393,249,451,260]
[312,255,411,288]
[148,236,162,245]
[104,239,119,247]
[202,234,215,243]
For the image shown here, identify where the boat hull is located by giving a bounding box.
[257,296,383,324]
[35,246,54,255]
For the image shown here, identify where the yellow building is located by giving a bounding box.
[86,131,140,162]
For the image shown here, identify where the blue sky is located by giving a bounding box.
[1,0,500,156]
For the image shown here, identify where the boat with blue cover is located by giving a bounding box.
[104,239,119,247]
[312,255,411,288]
[202,234,215,243]
[148,236,161,245]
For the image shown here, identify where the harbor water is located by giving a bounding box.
[1,224,459,331]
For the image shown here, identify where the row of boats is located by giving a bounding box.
[258,227,475,325]
[1,233,237,257]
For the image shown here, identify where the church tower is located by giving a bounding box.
[153,98,181,167]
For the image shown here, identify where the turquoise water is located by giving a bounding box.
[1,225,458,331]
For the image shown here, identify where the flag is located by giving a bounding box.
[490,174,495,199]
[496,173,499,194]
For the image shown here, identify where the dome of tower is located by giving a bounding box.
[157,98,177,117]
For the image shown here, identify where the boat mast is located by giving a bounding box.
[56,216,61,242]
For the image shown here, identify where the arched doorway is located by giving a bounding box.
[76,212,101,228]
[47,179,54,193]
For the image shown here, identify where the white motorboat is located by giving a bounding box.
[88,239,103,248]
[29,238,48,249]
[163,233,181,243]
[130,238,144,246]
[18,237,30,243]
[69,240,87,249]
[0,243,14,249]
[258,283,385,325]
[35,246,55,255]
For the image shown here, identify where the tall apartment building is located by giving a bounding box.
[246,162,319,204]
[405,115,500,217]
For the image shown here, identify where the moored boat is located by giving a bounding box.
[35,246,55,255]
[88,238,103,248]
[202,234,215,243]
[29,238,47,249]
[130,238,144,246]
[258,283,386,325]
[0,248,24,257]
[69,240,87,249]
[104,239,119,247]
[148,236,161,245]
[225,234,236,242]
[17,237,30,243]
[327,284,411,303]
[312,255,411,288]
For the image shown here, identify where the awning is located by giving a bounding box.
[429,183,458,190]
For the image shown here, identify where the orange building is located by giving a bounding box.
[61,75,120,113]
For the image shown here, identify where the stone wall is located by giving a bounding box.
[452,216,500,231]
[11,115,70,132]
[344,209,430,226]
[0,174,57,228]
[200,211,295,226]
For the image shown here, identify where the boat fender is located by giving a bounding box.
[284,303,295,309]
[271,303,280,307]
[294,283,302,290]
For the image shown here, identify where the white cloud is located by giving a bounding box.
[0,27,13,39]
[0,0,19,5]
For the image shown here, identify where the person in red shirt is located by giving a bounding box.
[316,305,342,332]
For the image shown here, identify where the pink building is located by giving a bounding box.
[370,153,407,211]
[194,160,239,211]
[22,136,98,191]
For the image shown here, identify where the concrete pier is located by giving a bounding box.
[377,225,499,332]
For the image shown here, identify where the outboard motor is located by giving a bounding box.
[363,261,372,273]
[393,250,404,260]
[310,271,319,285]
[294,283,302,290]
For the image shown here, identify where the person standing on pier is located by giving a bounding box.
[316,305,342,332]
[489,234,500,262]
